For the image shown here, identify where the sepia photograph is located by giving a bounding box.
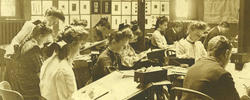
[0,0,249,100]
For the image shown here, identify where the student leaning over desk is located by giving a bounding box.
[91,27,133,81]
[9,23,52,100]
[39,25,89,100]
[4,7,65,58]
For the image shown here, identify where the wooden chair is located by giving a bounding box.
[0,81,24,100]
[170,87,214,100]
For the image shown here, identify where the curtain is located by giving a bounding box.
[204,0,239,23]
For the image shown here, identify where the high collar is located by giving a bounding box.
[186,36,195,44]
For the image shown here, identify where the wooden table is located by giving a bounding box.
[71,70,171,100]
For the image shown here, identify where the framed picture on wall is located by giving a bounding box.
[42,0,53,15]
[59,1,69,14]
[70,1,79,14]
[132,2,138,15]
[102,1,111,14]
[91,1,100,14]
[112,2,121,15]
[145,16,152,29]
[31,1,42,15]
[145,2,151,15]
[151,2,160,14]
[161,2,169,14]
[112,16,121,29]
[122,16,131,24]
[122,2,131,15]
[80,1,90,14]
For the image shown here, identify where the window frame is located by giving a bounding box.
[0,0,21,19]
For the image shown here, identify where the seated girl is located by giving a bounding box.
[39,25,89,100]
[92,29,133,81]
[151,16,169,49]
[118,23,149,68]
[10,23,52,100]
[175,21,208,61]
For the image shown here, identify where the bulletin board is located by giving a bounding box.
[30,0,170,30]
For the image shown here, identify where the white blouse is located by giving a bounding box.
[151,30,169,49]
[176,38,207,61]
[40,55,77,100]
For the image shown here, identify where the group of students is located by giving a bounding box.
[3,7,88,100]
[3,6,146,100]
[3,6,243,100]
[150,16,231,62]
[150,17,250,100]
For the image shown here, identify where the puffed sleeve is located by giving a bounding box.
[151,31,168,49]
[55,68,77,100]
[175,40,188,58]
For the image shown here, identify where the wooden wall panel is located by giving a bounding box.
[0,20,25,45]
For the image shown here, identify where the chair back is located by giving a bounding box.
[0,81,24,100]
[171,87,214,100]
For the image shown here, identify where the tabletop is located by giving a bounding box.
[71,70,154,100]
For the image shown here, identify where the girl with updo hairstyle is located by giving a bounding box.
[88,17,111,42]
[129,20,144,53]
[151,16,169,49]
[9,23,52,100]
[39,25,89,100]
[118,22,148,68]
[5,7,65,58]
[92,27,133,81]
[176,21,208,61]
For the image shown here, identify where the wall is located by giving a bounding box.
[0,20,25,45]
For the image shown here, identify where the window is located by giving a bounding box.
[176,0,188,18]
[31,0,52,21]
[1,0,16,16]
